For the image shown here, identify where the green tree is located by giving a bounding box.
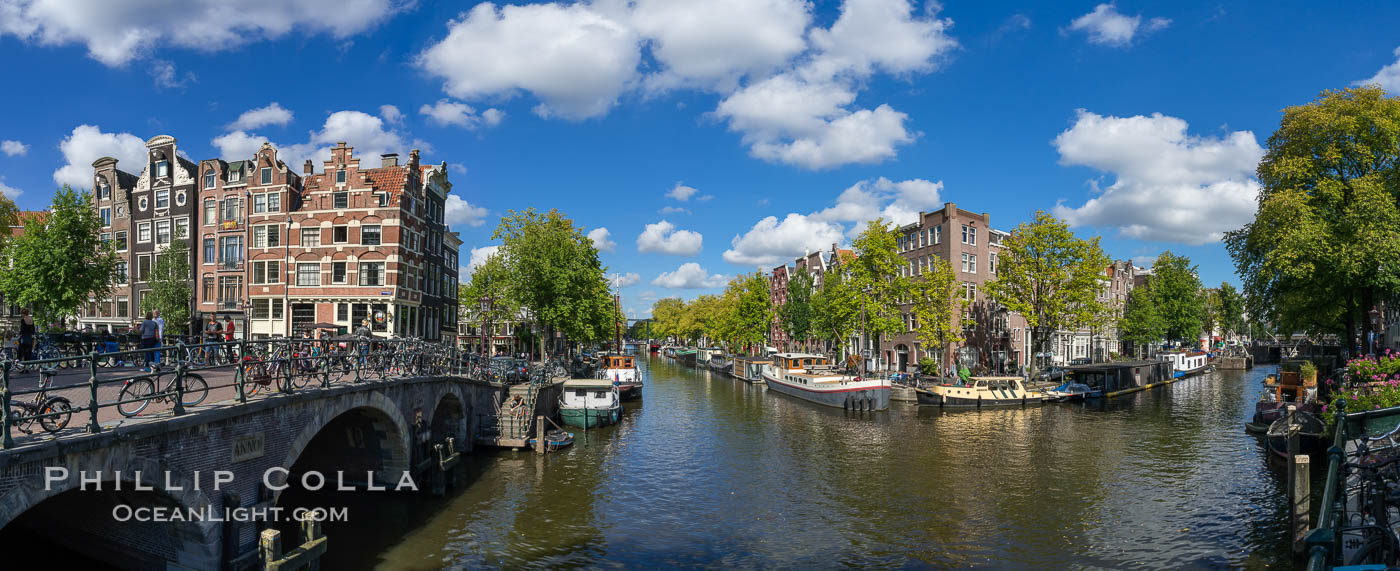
[811,261,859,360]
[0,191,18,256]
[733,272,772,354]
[1225,86,1400,353]
[1216,282,1246,342]
[910,255,961,368]
[1119,283,1163,358]
[650,297,685,342]
[460,253,520,354]
[140,228,192,335]
[0,186,117,328]
[848,218,911,369]
[779,268,814,350]
[492,209,614,350]
[985,210,1109,376]
[1151,251,1205,345]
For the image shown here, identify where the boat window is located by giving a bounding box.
[803,358,813,367]
[975,381,986,387]
[1009,380,1020,391]
[593,391,608,398]
[575,389,587,397]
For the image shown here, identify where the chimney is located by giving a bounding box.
[408,149,420,170]
[303,160,313,174]
[381,153,399,167]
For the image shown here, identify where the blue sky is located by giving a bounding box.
[1,1,1399,318]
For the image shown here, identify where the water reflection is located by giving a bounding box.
[346,356,1292,569]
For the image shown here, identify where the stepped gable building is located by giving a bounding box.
[769,246,841,353]
[83,135,198,332]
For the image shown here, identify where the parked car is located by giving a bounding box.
[490,356,529,384]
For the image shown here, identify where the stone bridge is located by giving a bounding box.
[0,371,559,569]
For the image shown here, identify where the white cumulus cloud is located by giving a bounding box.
[213,107,424,174]
[0,0,409,66]
[379,104,404,125]
[417,2,640,120]
[445,194,488,227]
[419,99,504,129]
[230,102,294,131]
[1050,109,1263,245]
[659,206,691,215]
[0,177,22,198]
[1357,46,1400,93]
[467,245,501,273]
[587,227,616,253]
[1066,3,1170,47]
[1,140,28,156]
[666,183,699,201]
[723,176,942,266]
[637,220,703,256]
[630,0,810,92]
[652,262,728,289]
[54,124,147,188]
[610,272,641,287]
[211,130,267,162]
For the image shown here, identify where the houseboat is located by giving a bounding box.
[559,379,621,428]
[676,348,697,367]
[599,352,642,401]
[731,356,770,383]
[1161,350,1211,378]
[761,353,890,411]
[1044,381,1103,402]
[915,376,1044,407]
[708,352,732,375]
[1065,361,1173,395]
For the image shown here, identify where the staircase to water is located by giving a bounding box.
[475,383,541,449]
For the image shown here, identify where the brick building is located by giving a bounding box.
[769,264,789,350]
[78,138,464,341]
[769,245,847,353]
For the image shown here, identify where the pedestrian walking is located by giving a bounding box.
[222,316,236,362]
[153,309,165,365]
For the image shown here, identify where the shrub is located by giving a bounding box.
[918,357,940,376]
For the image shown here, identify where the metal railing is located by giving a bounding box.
[0,336,519,450]
[1305,405,1400,569]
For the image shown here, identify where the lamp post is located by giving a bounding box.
[1370,306,1383,356]
[478,292,492,359]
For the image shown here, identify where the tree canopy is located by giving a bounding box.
[779,268,814,349]
[985,210,1109,375]
[910,254,961,367]
[1151,251,1205,344]
[1119,283,1163,358]
[141,228,192,334]
[0,186,117,328]
[1225,86,1400,351]
[491,209,613,346]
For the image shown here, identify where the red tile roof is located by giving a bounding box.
[361,165,409,193]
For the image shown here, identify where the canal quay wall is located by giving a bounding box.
[0,375,505,569]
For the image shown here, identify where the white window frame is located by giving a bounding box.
[296,263,319,286]
[260,167,272,185]
[301,227,320,247]
[155,220,171,245]
[137,221,152,243]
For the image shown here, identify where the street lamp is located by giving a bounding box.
[1370,306,1384,355]
[478,292,492,358]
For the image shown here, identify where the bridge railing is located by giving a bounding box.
[0,336,489,450]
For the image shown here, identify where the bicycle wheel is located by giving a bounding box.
[38,397,72,433]
[180,373,208,407]
[242,365,265,396]
[117,378,155,417]
[1348,533,1400,566]
[9,402,34,434]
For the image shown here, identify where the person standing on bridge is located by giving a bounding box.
[223,316,236,363]
[152,309,165,366]
[16,308,34,362]
[139,312,159,370]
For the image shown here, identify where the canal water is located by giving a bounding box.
[318,354,1299,569]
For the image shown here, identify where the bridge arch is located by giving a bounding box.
[430,390,468,445]
[0,458,219,568]
[275,391,412,503]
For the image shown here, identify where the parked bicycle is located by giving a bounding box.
[8,367,73,434]
[117,364,208,417]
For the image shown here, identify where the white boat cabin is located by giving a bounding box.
[765,353,852,385]
[1161,351,1208,374]
[561,379,619,409]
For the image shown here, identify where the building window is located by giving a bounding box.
[99,207,112,227]
[218,276,243,308]
[337,303,348,321]
[222,197,241,221]
[361,225,381,245]
[137,255,151,281]
[962,253,976,273]
[202,276,214,301]
[115,231,128,252]
[962,225,976,246]
[220,236,243,264]
[296,263,319,286]
[175,190,186,206]
[253,194,267,214]
[376,193,389,207]
[155,220,171,245]
[138,197,147,211]
[333,226,348,244]
[155,189,169,209]
[260,167,272,185]
[336,169,346,184]
[333,192,348,209]
[204,170,215,189]
[990,252,998,275]
[267,193,280,212]
[359,262,383,286]
[137,222,152,243]
[253,225,280,248]
[252,261,281,284]
[301,228,320,247]
[203,198,216,225]
[203,238,215,263]
[229,170,240,183]
[252,298,285,320]
[332,262,347,284]
[155,160,169,178]
[174,218,189,240]
[98,180,111,199]
[934,225,942,244]
[115,261,128,284]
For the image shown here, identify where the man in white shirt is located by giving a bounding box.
[154,309,166,365]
